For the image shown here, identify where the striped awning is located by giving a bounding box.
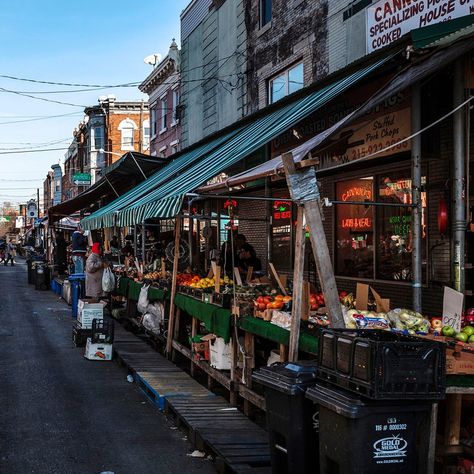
[82,53,393,229]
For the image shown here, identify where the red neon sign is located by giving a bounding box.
[341,217,372,229]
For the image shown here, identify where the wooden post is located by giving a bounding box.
[445,394,462,445]
[166,216,182,355]
[230,323,238,406]
[243,332,255,416]
[171,308,181,363]
[279,344,288,362]
[282,153,344,328]
[190,317,198,376]
[289,206,306,362]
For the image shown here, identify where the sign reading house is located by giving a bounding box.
[367,0,474,53]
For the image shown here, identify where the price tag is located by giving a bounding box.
[442,286,464,333]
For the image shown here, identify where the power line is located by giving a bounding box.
[0,113,83,126]
[0,86,86,107]
[0,147,69,155]
[0,178,44,182]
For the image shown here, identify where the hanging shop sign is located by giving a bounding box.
[72,172,91,186]
[273,200,292,221]
[367,0,474,53]
[316,106,411,170]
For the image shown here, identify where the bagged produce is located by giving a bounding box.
[137,284,150,314]
[141,312,162,335]
[344,308,390,330]
[102,267,115,293]
[386,308,430,334]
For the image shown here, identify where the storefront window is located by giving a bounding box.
[376,173,426,281]
[335,171,427,282]
[272,199,292,272]
[336,178,374,279]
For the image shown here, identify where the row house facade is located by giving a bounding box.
[139,40,181,158]
[61,97,150,203]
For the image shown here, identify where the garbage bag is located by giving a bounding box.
[146,301,165,323]
[142,312,162,335]
[102,267,116,293]
[137,284,150,314]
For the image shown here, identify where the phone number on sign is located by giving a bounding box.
[351,138,409,160]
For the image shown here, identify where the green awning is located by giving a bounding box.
[116,55,392,225]
[81,131,239,229]
[82,53,392,229]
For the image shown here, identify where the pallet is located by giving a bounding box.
[165,396,271,473]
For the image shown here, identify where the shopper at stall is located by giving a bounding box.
[219,230,246,274]
[85,242,105,298]
[4,239,16,266]
[72,226,88,274]
[110,235,119,253]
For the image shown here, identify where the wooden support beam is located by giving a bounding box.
[243,331,255,416]
[166,216,182,355]
[445,394,462,446]
[171,308,181,363]
[289,205,306,361]
[282,152,344,328]
[190,317,198,377]
[279,344,288,362]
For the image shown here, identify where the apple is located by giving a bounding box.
[469,335,474,343]
[442,326,456,337]
[456,332,469,343]
[431,318,443,330]
[463,326,474,337]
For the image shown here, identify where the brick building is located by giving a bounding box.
[43,171,54,215]
[60,97,149,204]
[139,40,181,158]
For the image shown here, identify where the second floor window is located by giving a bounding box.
[151,107,158,137]
[269,62,304,103]
[118,118,137,150]
[143,120,150,149]
[260,0,272,27]
[172,89,180,124]
[161,98,168,131]
[92,126,104,150]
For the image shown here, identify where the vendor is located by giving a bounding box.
[110,235,120,254]
[219,231,246,274]
[71,226,88,274]
[121,241,134,257]
[238,242,262,273]
[85,242,105,298]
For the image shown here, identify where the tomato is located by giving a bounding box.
[263,296,272,304]
[256,296,265,304]
[339,291,348,298]
[273,301,284,310]
[257,303,267,311]
[283,296,292,303]
[266,302,274,310]
[274,295,284,301]
[310,296,317,306]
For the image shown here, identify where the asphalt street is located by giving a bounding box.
[0,260,215,474]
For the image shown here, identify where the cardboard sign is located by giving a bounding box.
[356,283,369,311]
[234,267,243,287]
[246,266,253,283]
[371,288,390,313]
[214,266,221,294]
[269,263,288,295]
[442,286,464,333]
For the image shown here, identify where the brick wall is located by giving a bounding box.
[245,0,329,114]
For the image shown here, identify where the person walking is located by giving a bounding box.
[85,242,105,298]
[71,226,87,274]
[4,239,16,266]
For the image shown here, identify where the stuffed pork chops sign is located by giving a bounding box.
[367,0,474,53]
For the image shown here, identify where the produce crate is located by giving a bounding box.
[72,321,92,347]
[91,319,114,344]
[317,328,446,400]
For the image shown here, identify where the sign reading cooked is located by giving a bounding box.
[367,0,474,53]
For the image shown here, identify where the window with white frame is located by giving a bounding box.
[118,118,137,150]
[161,98,168,131]
[92,126,104,150]
[172,89,179,124]
[268,62,304,104]
[143,119,150,149]
[151,107,158,137]
[260,0,272,27]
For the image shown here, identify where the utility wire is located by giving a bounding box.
[0,147,69,155]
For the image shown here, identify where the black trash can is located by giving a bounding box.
[253,361,319,474]
[306,383,432,474]
[27,258,34,284]
[34,263,50,291]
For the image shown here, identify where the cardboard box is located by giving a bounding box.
[84,338,113,361]
[356,283,390,313]
[77,299,106,329]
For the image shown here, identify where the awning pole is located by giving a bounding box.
[130,152,148,180]
[411,82,422,313]
[452,58,467,293]
[104,175,120,197]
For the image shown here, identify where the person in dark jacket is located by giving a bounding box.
[54,232,68,275]
[71,226,87,274]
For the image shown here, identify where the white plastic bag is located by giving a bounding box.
[146,301,165,322]
[137,284,150,314]
[102,267,116,293]
[142,312,162,335]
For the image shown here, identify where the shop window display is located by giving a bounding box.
[335,172,426,282]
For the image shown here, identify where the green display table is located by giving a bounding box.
[126,280,168,302]
[174,293,232,342]
[117,276,130,297]
[237,316,318,354]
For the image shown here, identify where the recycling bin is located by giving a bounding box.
[253,361,320,474]
[306,383,432,474]
[69,273,85,319]
[34,263,50,291]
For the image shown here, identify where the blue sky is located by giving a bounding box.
[0,0,189,206]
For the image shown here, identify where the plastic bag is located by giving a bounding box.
[102,267,116,293]
[146,301,165,323]
[141,312,162,335]
[137,284,150,314]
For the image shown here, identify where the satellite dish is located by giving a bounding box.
[144,53,162,66]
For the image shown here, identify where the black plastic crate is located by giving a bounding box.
[72,321,92,347]
[91,319,114,344]
[317,328,446,400]
[212,293,232,309]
